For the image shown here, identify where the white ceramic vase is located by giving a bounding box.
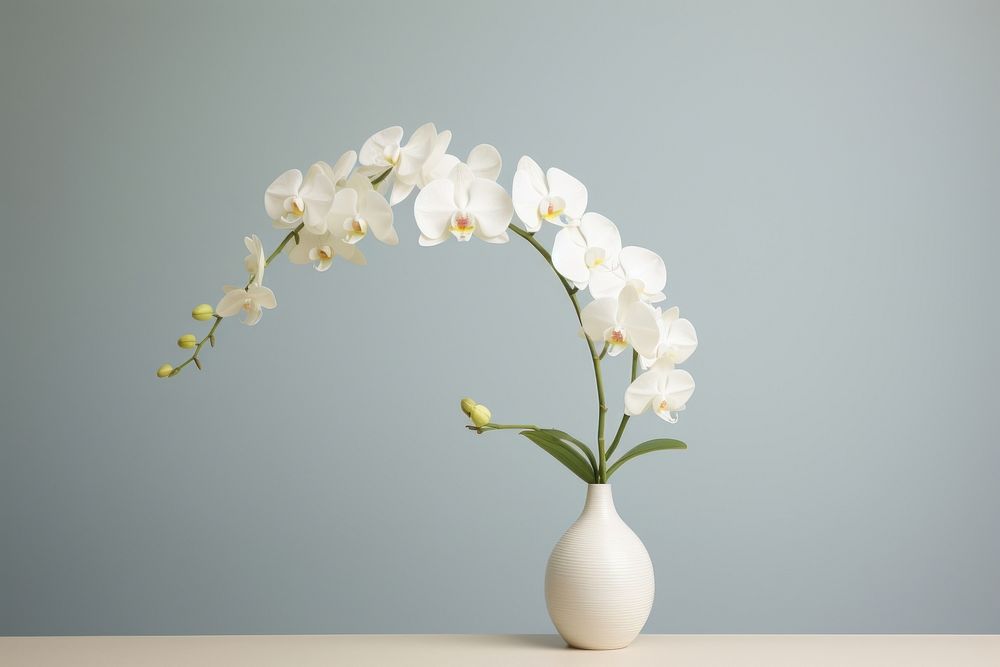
[544,484,654,650]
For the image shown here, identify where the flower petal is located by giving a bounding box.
[414,179,456,241]
[580,297,617,342]
[467,178,513,238]
[467,144,502,181]
[579,212,622,262]
[248,286,277,309]
[327,187,358,238]
[329,150,357,184]
[389,180,415,206]
[397,122,438,178]
[624,370,661,416]
[587,265,627,300]
[215,289,246,318]
[359,126,403,166]
[546,168,588,220]
[620,246,667,301]
[264,169,302,220]
[551,227,590,285]
[359,190,397,245]
[300,162,337,232]
[623,300,661,358]
[665,369,696,410]
[512,156,546,231]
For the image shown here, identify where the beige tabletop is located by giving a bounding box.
[1,634,998,666]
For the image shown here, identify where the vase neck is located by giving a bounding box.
[582,484,617,519]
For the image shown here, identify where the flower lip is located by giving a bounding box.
[450,211,476,241]
[538,195,566,221]
[284,196,305,217]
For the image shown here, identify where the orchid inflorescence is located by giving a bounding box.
[158,123,698,482]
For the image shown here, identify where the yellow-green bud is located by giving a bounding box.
[156,364,174,378]
[177,334,197,349]
[470,404,492,428]
[192,304,214,321]
[460,397,477,416]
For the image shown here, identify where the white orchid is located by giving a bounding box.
[359,123,448,205]
[588,246,667,303]
[288,229,366,272]
[624,357,695,423]
[264,151,356,231]
[580,283,660,358]
[551,213,622,289]
[511,156,588,231]
[325,174,398,246]
[640,306,698,369]
[243,234,266,286]
[421,143,503,186]
[414,163,514,245]
[215,285,276,326]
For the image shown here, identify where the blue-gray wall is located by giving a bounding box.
[1,0,998,635]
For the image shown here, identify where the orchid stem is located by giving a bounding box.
[606,350,640,459]
[509,223,608,483]
[167,167,396,378]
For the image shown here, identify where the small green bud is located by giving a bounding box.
[156,364,174,378]
[460,397,477,416]
[177,334,197,349]
[192,304,214,321]
[470,404,492,429]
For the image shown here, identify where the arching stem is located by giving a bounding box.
[508,224,608,483]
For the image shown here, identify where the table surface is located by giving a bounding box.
[2,634,998,666]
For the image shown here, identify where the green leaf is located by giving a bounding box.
[519,430,597,483]
[606,438,687,479]
[535,429,598,474]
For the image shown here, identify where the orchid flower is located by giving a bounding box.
[421,143,503,185]
[264,151,356,231]
[624,356,695,423]
[640,306,698,369]
[588,246,667,303]
[551,213,622,289]
[511,156,587,231]
[580,283,660,358]
[358,123,448,205]
[243,234,266,286]
[215,285,276,326]
[414,163,514,245]
[326,174,398,246]
[288,229,366,272]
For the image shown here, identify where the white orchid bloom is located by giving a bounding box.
[243,234,266,286]
[640,306,698,369]
[264,151,356,231]
[414,163,513,245]
[215,285,276,326]
[288,229,366,272]
[588,246,667,303]
[326,174,398,246]
[580,283,660,358]
[551,213,622,289]
[421,143,503,186]
[511,156,587,231]
[624,357,695,423]
[358,123,448,205]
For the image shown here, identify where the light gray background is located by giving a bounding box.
[1,0,998,635]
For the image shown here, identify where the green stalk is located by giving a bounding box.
[606,350,640,459]
[508,224,608,483]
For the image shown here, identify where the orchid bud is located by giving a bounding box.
[470,404,492,428]
[460,397,477,417]
[156,364,174,378]
[177,334,197,349]
[192,304,214,321]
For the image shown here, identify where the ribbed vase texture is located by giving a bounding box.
[544,484,654,650]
